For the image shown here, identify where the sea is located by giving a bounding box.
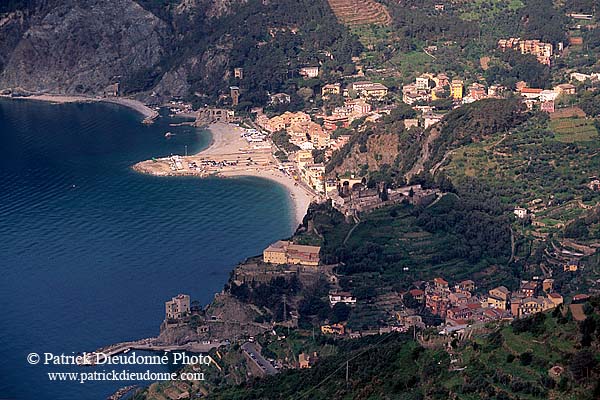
[0,99,295,399]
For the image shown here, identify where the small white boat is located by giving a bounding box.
[164,132,175,138]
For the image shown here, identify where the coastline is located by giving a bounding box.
[217,168,313,228]
[134,122,316,227]
[0,93,158,120]
[0,93,313,226]
[194,122,316,227]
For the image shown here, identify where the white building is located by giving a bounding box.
[416,76,430,90]
[300,66,320,78]
[329,292,357,306]
[514,207,528,219]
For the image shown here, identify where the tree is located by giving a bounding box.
[330,302,351,323]
[569,349,597,381]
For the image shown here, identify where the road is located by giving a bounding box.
[241,342,278,375]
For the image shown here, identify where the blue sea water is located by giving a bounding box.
[0,99,295,399]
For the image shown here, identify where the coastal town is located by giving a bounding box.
[2,0,600,399]
[118,6,600,397]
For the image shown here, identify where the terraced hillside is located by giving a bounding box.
[327,0,392,26]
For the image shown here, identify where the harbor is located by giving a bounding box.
[78,337,228,366]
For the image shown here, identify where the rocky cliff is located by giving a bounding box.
[0,0,246,98]
[0,0,171,95]
[0,0,359,105]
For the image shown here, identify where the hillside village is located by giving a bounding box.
[143,0,600,357]
[59,0,599,399]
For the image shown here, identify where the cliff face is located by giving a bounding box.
[0,10,30,74]
[0,0,353,103]
[0,0,170,94]
[333,132,402,176]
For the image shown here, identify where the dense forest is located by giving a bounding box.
[0,0,36,13]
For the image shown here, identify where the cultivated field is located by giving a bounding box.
[550,118,598,143]
[327,0,392,26]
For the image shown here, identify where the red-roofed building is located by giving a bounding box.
[434,277,449,290]
[409,289,424,301]
[520,281,538,297]
[572,294,590,303]
[519,88,543,99]
[449,292,470,307]
[482,308,504,322]
[541,100,555,113]
[457,280,475,293]
[547,293,563,307]
[426,294,450,317]
[447,306,473,322]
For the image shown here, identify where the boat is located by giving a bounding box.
[164,132,175,138]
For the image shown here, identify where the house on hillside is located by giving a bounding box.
[487,286,510,310]
[514,207,528,219]
[350,81,388,99]
[263,241,321,266]
[564,260,580,272]
[321,83,341,98]
[554,83,576,95]
[329,292,357,306]
[299,66,319,78]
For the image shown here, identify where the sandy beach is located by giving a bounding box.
[134,122,316,226]
[202,123,316,226]
[0,93,158,120]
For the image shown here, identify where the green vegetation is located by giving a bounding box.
[122,0,363,107]
[550,118,598,143]
[207,300,600,399]
[424,98,527,170]
[444,113,600,227]
[304,189,514,299]
[272,130,300,154]
[484,51,552,89]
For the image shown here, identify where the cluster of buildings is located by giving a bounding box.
[498,38,555,66]
[401,73,509,115]
[321,81,389,101]
[330,182,440,217]
[293,149,326,193]
[407,276,565,328]
[255,102,369,194]
[322,98,372,131]
[516,81,577,113]
[257,111,330,150]
[263,240,321,267]
[402,73,452,104]
[570,72,600,83]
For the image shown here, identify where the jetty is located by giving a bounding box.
[107,385,137,400]
[78,338,228,366]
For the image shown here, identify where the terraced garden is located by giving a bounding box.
[549,118,598,143]
[320,197,515,294]
[442,117,600,236]
[327,0,392,26]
